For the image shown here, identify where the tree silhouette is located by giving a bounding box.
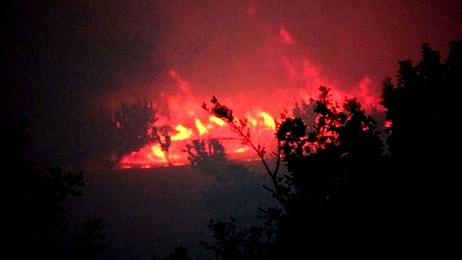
[197,41,462,259]
[72,217,107,260]
[153,246,192,260]
[94,98,172,168]
[3,117,106,259]
[186,138,227,172]
[200,85,387,259]
[111,99,159,163]
[199,217,269,260]
[158,41,461,259]
[202,97,284,206]
[186,138,275,229]
[380,40,461,253]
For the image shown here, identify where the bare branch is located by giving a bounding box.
[202,96,288,208]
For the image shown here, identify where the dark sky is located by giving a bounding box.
[3,0,462,167]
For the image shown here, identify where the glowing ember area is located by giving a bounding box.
[116,71,382,169]
[116,25,385,169]
[118,110,279,168]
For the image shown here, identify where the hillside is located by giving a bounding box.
[68,163,275,259]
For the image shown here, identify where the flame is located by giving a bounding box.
[171,124,192,141]
[195,119,208,135]
[258,112,276,130]
[115,24,384,169]
[209,116,226,126]
[235,147,249,153]
[151,145,167,161]
[117,107,278,168]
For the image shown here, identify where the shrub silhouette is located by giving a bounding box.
[380,40,461,252]
[200,85,386,259]
[3,117,107,259]
[93,99,174,168]
[162,40,461,259]
[186,138,275,228]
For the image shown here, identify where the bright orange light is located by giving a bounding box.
[195,119,208,135]
[248,117,258,127]
[234,147,248,153]
[171,125,192,141]
[258,112,276,130]
[114,23,384,169]
[209,116,226,126]
[150,144,167,161]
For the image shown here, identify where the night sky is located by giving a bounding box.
[3,0,462,168]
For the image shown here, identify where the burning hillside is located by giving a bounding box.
[109,11,384,169]
[115,70,383,169]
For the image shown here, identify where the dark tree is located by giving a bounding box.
[199,218,269,260]
[380,40,462,253]
[200,86,387,259]
[196,41,461,259]
[4,117,77,257]
[3,117,106,259]
[72,217,107,260]
[93,98,172,168]
[112,99,159,163]
[269,86,386,258]
[153,246,192,260]
[186,138,227,172]
[186,138,275,230]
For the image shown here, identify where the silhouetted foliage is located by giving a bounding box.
[292,100,317,129]
[112,99,159,163]
[202,97,281,204]
[72,217,107,260]
[275,87,386,257]
[186,138,275,227]
[201,85,387,259]
[23,165,85,231]
[153,246,192,260]
[95,99,173,168]
[186,138,227,172]
[381,41,461,162]
[153,41,462,259]
[380,40,461,250]
[199,218,269,260]
[3,117,107,259]
[196,41,462,259]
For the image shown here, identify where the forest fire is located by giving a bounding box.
[116,76,383,169]
[115,25,384,169]
[117,109,279,168]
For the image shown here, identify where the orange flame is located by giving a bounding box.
[171,125,192,141]
[116,25,384,169]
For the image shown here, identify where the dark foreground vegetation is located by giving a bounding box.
[173,40,461,259]
[5,41,461,259]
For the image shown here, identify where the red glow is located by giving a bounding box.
[117,103,279,168]
[116,27,385,169]
[280,27,294,45]
[171,125,192,141]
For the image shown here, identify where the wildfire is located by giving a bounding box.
[170,125,192,141]
[117,108,279,169]
[115,24,384,169]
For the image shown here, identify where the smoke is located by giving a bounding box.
[101,0,462,114]
[5,0,462,167]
